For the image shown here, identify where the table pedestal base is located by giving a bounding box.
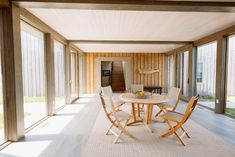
[128,103,154,133]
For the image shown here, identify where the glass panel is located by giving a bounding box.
[178,51,189,97]
[0,38,5,143]
[79,54,84,94]
[226,35,235,116]
[196,41,217,110]
[70,53,78,99]
[21,21,47,129]
[54,40,65,109]
[183,51,189,97]
[167,55,174,89]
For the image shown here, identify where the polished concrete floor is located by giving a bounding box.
[0,94,235,157]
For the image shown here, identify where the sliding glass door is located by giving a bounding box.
[70,52,79,101]
[196,41,217,110]
[21,21,47,128]
[54,40,65,110]
[226,35,235,116]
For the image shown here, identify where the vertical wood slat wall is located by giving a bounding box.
[84,52,166,93]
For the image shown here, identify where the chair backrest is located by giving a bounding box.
[181,95,200,124]
[101,86,113,97]
[131,84,143,93]
[167,87,182,111]
[99,93,117,125]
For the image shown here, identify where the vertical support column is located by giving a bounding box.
[65,43,71,104]
[215,37,227,113]
[45,34,55,116]
[188,46,197,99]
[0,5,24,141]
[76,52,80,97]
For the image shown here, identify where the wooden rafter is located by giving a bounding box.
[69,40,192,45]
[12,0,235,12]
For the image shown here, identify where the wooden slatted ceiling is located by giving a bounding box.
[84,53,165,93]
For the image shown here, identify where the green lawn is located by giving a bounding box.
[225,108,235,117]
[199,95,215,102]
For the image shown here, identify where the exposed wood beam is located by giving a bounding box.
[69,40,192,45]
[194,25,235,46]
[12,0,235,12]
[0,0,9,7]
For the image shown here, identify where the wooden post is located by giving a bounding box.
[45,33,55,116]
[188,46,197,99]
[0,4,24,141]
[65,43,71,104]
[215,37,227,113]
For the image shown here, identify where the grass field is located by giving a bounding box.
[225,108,235,117]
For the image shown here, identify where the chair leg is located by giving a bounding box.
[163,120,186,146]
[155,109,163,117]
[114,119,133,144]
[106,123,114,135]
[180,126,190,138]
[174,132,186,146]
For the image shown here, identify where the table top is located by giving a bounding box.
[120,93,169,104]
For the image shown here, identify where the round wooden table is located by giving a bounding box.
[120,93,169,133]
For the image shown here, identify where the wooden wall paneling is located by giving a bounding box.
[140,53,144,85]
[45,34,55,116]
[137,53,141,84]
[133,53,137,84]
[90,53,94,92]
[162,54,165,89]
[0,5,24,141]
[83,52,166,93]
[159,54,162,86]
[151,53,154,85]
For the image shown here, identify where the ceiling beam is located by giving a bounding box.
[69,40,192,45]
[12,0,235,12]
[0,0,9,7]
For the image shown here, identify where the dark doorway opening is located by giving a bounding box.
[101,61,126,92]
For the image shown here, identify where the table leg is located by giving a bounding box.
[128,103,143,126]
[144,104,154,133]
[137,104,140,117]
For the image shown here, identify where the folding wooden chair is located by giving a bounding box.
[99,93,134,144]
[155,87,182,117]
[101,86,125,110]
[161,95,199,146]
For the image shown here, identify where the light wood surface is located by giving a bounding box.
[161,95,199,146]
[120,93,169,132]
[84,53,166,93]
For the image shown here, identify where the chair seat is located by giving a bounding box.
[110,110,131,121]
[158,102,174,109]
[162,111,184,122]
